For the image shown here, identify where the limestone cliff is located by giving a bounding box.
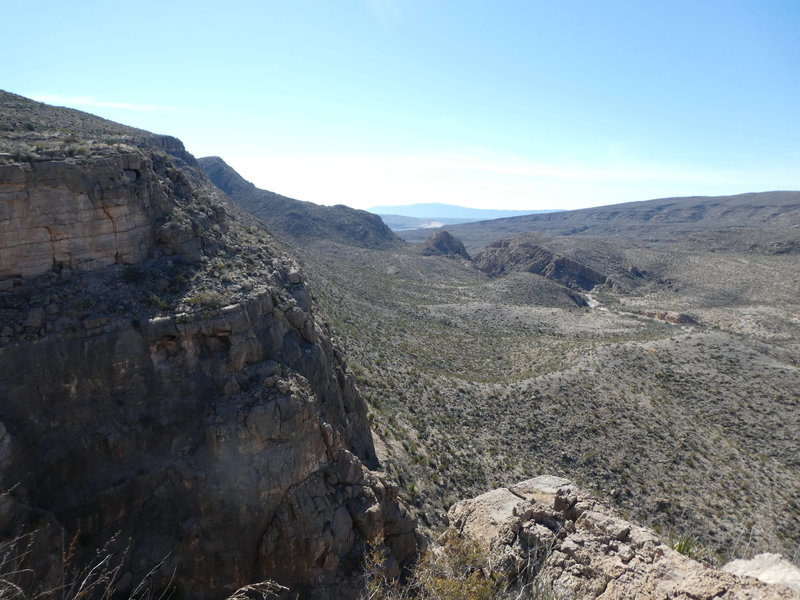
[0,91,415,599]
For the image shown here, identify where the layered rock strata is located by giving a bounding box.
[446,476,799,600]
[0,95,415,599]
[474,236,609,290]
[1,153,165,279]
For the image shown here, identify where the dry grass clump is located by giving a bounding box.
[361,535,564,600]
[362,536,503,600]
[0,529,171,600]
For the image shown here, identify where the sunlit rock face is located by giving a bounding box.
[446,476,800,600]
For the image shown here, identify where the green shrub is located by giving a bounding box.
[148,293,171,310]
[186,292,222,310]
[672,534,708,561]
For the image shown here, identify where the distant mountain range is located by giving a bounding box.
[367,203,561,230]
[398,191,800,255]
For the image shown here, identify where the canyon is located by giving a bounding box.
[1,90,798,599]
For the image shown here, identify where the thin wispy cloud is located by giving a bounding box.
[367,0,403,28]
[29,94,165,111]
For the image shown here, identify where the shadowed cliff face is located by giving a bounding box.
[0,284,416,598]
[0,91,415,599]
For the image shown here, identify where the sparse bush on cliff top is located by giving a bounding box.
[361,536,504,600]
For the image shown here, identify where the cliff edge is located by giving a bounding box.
[0,90,415,599]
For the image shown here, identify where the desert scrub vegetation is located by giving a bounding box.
[287,238,800,560]
[185,291,223,310]
[361,535,564,600]
[670,534,709,562]
[361,536,500,600]
[148,293,171,311]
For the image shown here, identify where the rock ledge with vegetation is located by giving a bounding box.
[445,476,800,600]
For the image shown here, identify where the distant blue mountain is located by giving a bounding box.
[367,202,560,221]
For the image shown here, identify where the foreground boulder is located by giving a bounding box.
[446,476,800,599]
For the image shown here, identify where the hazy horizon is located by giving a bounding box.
[3,1,798,211]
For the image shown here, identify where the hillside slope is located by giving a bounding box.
[199,155,401,249]
[268,183,800,566]
[399,191,800,255]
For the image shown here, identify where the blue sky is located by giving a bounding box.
[2,1,798,210]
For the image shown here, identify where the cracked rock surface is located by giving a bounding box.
[446,476,800,600]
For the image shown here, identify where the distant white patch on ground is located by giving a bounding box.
[724,553,800,591]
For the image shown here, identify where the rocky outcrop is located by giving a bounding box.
[0,285,417,597]
[198,156,401,250]
[0,143,232,287]
[0,92,416,599]
[445,476,800,599]
[474,236,609,291]
[644,310,697,325]
[420,231,471,259]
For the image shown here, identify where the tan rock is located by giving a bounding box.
[446,478,800,600]
[0,154,185,279]
[724,553,800,592]
[448,487,524,547]
[510,475,577,510]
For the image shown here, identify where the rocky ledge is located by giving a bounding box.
[445,476,800,599]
